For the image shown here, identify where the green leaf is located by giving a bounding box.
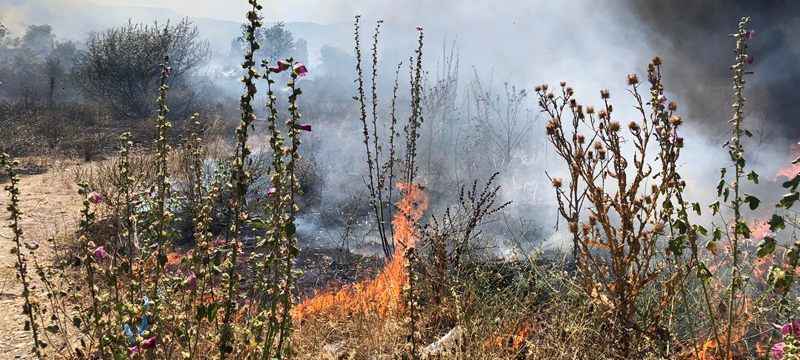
[757,236,776,258]
[284,222,296,237]
[668,235,686,256]
[735,221,751,239]
[777,192,799,209]
[769,214,786,232]
[747,170,759,184]
[712,227,722,242]
[692,202,702,215]
[744,194,760,210]
[697,262,713,285]
[787,244,800,267]
[710,201,721,215]
[783,174,800,191]
[694,225,709,237]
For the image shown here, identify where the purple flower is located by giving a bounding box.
[416,26,423,31]
[293,62,308,77]
[772,342,785,359]
[141,336,158,349]
[298,124,312,132]
[88,191,103,205]
[93,246,108,262]
[745,29,756,40]
[267,187,276,197]
[187,271,197,289]
[746,55,755,65]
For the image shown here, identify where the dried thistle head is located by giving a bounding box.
[568,221,578,234]
[608,121,621,132]
[629,121,640,131]
[627,74,639,85]
[668,101,678,111]
[652,56,662,66]
[598,110,608,119]
[552,177,563,188]
[577,134,586,144]
[586,106,595,115]
[593,141,603,150]
[669,115,683,127]
[582,223,591,235]
[600,89,610,99]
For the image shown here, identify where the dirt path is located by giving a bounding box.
[0,165,82,359]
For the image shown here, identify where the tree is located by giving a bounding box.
[22,25,55,58]
[0,24,8,43]
[74,18,209,118]
[235,22,299,65]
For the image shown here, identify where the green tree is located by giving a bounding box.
[74,18,209,118]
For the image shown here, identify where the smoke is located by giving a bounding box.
[4,0,799,256]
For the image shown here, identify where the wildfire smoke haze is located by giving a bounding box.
[1,0,800,359]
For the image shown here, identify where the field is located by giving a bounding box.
[1,1,800,359]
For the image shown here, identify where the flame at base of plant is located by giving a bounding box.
[292,182,429,320]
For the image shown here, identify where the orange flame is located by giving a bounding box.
[292,183,429,320]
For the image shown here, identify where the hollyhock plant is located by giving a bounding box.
[293,61,308,77]
[88,191,103,204]
[93,246,108,262]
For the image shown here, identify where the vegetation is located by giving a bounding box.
[2,2,800,360]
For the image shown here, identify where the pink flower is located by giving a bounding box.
[93,246,108,262]
[746,55,755,65]
[187,271,197,289]
[89,191,103,205]
[267,187,277,197]
[293,62,308,77]
[141,336,158,349]
[745,29,756,40]
[298,124,312,132]
[269,60,291,73]
[779,321,800,337]
[772,342,785,359]
[165,67,173,76]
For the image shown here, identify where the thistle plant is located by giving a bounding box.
[2,153,44,359]
[541,58,692,357]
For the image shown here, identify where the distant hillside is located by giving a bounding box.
[0,0,364,63]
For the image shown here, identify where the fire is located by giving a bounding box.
[292,182,429,320]
[774,144,800,180]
